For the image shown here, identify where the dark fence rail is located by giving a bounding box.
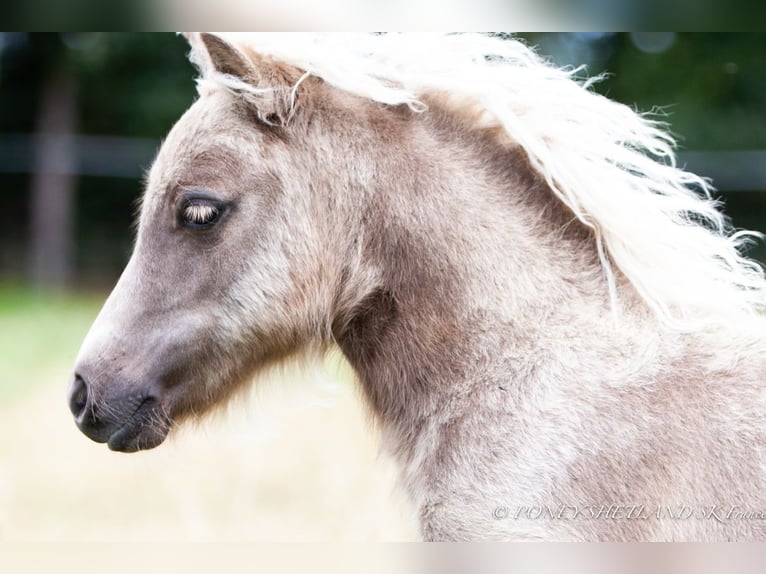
[0,134,157,179]
[2,134,765,192]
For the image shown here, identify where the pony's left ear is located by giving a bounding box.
[183,32,306,128]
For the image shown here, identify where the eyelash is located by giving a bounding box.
[181,200,222,228]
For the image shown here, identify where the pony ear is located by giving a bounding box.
[184,32,306,128]
[198,32,253,78]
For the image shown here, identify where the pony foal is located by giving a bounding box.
[69,33,766,541]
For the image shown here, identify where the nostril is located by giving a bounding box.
[68,373,89,418]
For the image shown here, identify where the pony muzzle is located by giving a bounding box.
[67,372,170,452]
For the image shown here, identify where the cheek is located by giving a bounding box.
[200,186,322,353]
[215,241,300,349]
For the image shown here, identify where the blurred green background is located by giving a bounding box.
[0,33,764,542]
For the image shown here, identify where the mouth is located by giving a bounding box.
[106,397,171,453]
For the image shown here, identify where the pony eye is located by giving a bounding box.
[181,201,221,228]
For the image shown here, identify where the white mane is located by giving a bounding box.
[199,33,766,329]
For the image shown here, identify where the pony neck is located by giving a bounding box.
[330,107,624,457]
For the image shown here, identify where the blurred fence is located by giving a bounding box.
[679,151,766,191]
[3,133,766,189]
[0,133,156,178]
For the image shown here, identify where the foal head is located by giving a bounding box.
[69,34,372,451]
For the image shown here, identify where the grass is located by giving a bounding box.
[0,283,103,404]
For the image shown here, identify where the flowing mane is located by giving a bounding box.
[190,33,766,328]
